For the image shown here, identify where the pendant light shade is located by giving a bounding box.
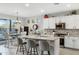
[15,9,21,24]
[44,14,48,19]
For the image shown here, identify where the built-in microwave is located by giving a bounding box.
[55,23,65,29]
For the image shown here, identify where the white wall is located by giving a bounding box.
[23,16,44,33]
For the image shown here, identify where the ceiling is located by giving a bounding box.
[0,3,79,17]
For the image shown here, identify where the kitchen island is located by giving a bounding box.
[19,35,60,55]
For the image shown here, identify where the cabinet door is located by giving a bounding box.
[49,18,55,29]
[74,37,79,49]
[66,16,74,29]
[43,18,49,29]
[64,37,73,48]
[43,18,55,29]
[74,16,79,29]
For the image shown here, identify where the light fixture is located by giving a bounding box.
[15,9,21,24]
[66,4,71,8]
[25,3,30,7]
[40,9,45,13]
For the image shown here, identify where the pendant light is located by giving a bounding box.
[15,9,21,24]
[44,14,48,19]
[14,9,21,33]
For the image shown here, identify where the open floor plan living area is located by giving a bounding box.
[0,3,79,55]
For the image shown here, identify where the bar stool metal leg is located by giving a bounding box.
[48,51,50,55]
[29,48,32,55]
[22,45,24,54]
[36,48,38,55]
[33,48,36,55]
[24,45,28,55]
[41,51,44,55]
[27,49,30,55]
[16,45,20,54]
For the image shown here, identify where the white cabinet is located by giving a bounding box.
[73,15,79,29]
[43,18,55,29]
[43,18,49,29]
[73,37,79,49]
[43,15,79,29]
[65,16,74,29]
[56,15,79,29]
[49,18,55,29]
[65,36,79,49]
[64,37,73,48]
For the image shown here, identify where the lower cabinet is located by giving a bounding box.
[74,38,79,49]
[64,37,73,48]
[64,36,79,49]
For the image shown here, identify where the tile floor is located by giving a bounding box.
[60,48,79,55]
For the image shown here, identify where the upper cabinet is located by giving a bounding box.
[73,15,79,29]
[65,16,75,29]
[43,17,55,29]
[49,17,55,29]
[43,18,49,29]
[65,15,79,29]
[43,15,79,29]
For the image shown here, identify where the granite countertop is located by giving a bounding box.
[65,35,79,37]
[20,34,60,41]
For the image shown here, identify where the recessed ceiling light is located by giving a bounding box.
[25,3,30,7]
[66,4,71,8]
[40,9,45,13]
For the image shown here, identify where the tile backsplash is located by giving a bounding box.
[44,29,79,36]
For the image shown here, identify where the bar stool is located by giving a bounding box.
[27,39,38,55]
[39,40,50,55]
[16,38,27,55]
